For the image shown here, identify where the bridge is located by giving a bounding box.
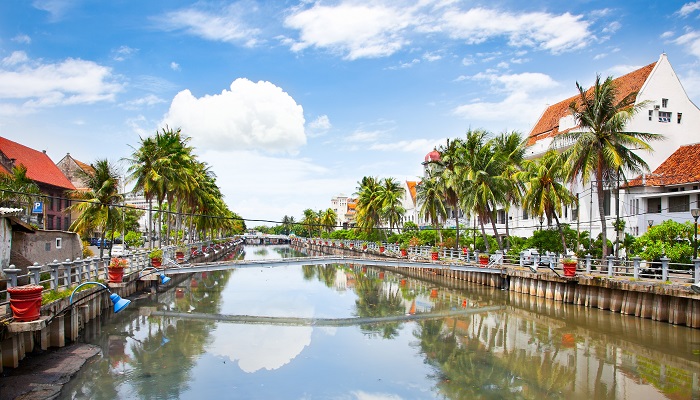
[159,255,505,276]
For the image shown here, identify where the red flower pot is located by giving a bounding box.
[7,285,43,322]
[401,249,407,257]
[108,267,125,283]
[479,257,489,266]
[431,252,439,261]
[379,246,385,253]
[563,262,577,277]
[151,258,162,267]
[379,272,385,279]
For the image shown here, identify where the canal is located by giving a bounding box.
[59,245,700,399]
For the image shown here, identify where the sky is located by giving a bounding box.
[1,1,700,226]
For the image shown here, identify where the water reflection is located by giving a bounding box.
[59,245,700,399]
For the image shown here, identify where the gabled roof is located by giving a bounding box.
[74,158,95,175]
[0,137,75,190]
[527,61,657,146]
[626,143,700,187]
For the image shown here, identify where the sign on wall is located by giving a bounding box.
[32,201,43,214]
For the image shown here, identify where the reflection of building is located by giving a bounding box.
[0,137,75,229]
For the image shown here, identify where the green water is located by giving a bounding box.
[59,245,700,399]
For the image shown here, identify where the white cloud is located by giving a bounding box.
[423,52,441,62]
[661,31,675,39]
[170,62,180,71]
[307,115,331,137]
[674,30,700,59]
[370,138,440,152]
[112,45,138,61]
[0,55,122,111]
[452,72,561,130]
[678,1,700,17]
[346,130,383,142]
[442,8,591,53]
[2,51,29,66]
[157,3,261,47]
[32,0,74,21]
[284,2,413,60]
[161,78,306,154]
[121,94,166,110]
[11,34,31,44]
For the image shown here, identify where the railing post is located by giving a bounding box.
[5,266,20,287]
[496,250,503,266]
[28,262,42,285]
[661,256,670,281]
[585,254,592,274]
[75,257,84,283]
[49,260,60,290]
[695,258,700,285]
[633,256,641,280]
[519,251,524,268]
[607,255,614,277]
[102,256,110,280]
[62,258,73,287]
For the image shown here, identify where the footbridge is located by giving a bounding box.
[159,255,505,276]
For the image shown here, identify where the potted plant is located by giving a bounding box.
[479,253,490,266]
[109,257,128,283]
[349,242,354,249]
[431,246,439,261]
[377,241,385,253]
[562,257,577,277]
[149,248,163,267]
[362,242,368,251]
[400,243,408,257]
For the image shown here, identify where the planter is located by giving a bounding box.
[379,272,385,280]
[462,247,468,255]
[362,245,367,250]
[479,257,489,266]
[176,251,185,262]
[379,246,385,253]
[400,249,408,257]
[7,285,43,322]
[108,266,125,283]
[151,257,162,267]
[431,252,439,261]
[563,262,577,277]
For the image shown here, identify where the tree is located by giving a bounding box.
[301,208,320,237]
[377,177,405,235]
[0,164,41,221]
[68,159,122,258]
[320,208,337,234]
[355,176,382,235]
[493,131,526,248]
[557,75,662,257]
[416,171,447,244]
[522,150,576,252]
[436,138,464,250]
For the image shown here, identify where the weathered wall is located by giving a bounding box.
[0,218,11,271]
[11,230,82,271]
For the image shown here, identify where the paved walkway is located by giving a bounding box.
[0,344,100,400]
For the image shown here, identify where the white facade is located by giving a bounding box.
[506,54,700,241]
[330,194,352,229]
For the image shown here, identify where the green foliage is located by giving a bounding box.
[82,241,94,258]
[629,220,694,265]
[149,248,163,259]
[124,230,143,248]
[403,221,418,231]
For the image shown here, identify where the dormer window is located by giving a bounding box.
[662,98,668,108]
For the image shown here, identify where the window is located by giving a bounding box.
[523,210,529,220]
[678,112,682,124]
[662,98,668,108]
[497,210,506,224]
[56,217,61,230]
[64,216,70,230]
[55,238,62,249]
[648,110,653,121]
[49,196,54,211]
[669,195,689,213]
[647,198,661,214]
[47,216,54,230]
[659,111,671,122]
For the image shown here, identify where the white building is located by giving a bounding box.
[507,53,700,239]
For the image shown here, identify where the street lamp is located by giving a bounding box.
[692,208,699,260]
[647,219,654,231]
[539,215,544,231]
[69,282,131,313]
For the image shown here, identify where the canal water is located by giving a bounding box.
[60,245,700,399]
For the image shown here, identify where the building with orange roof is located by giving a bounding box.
[56,153,95,191]
[0,136,75,230]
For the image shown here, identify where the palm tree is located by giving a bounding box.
[436,138,463,250]
[459,130,508,252]
[377,177,405,234]
[556,75,662,256]
[68,159,122,258]
[0,164,41,220]
[493,131,526,248]
[281,215,296,235]
[301,208,320,237]
[522,150,576,251]
[355,176,382,236]
[320,208,337,234]
[416,171,447,244]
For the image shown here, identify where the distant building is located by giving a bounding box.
[0,136,75,230]
[330,194,357,229]
[56,153,96,228]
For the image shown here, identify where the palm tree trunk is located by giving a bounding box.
[486,205,503,250]
[504,210,511,250]
[147,198,153,249]
[479,214,491,252]
[596,168,608,257]
[553,212,568,253]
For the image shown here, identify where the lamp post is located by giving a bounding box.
[69,282,131,313]
[692,208,699,260]
[539,215,544,231]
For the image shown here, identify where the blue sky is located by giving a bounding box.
[1,1,700,224]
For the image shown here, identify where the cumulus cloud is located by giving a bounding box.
[674,30,700,58]
[161,78,306,154]
[170,61,180,71]
[307,115,331,137]
[0,54,122,112]
[156,3,261,47]
[284,2,413,60]
[677,1,700,17]
[441,8,591,53]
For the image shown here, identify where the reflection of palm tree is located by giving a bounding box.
[353,273,403,338]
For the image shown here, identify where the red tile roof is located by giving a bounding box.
[0,137,75,190]
[626,143,700,187]
[74,158,95,176]
[406,181,417,205]
[527,61,656,146]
